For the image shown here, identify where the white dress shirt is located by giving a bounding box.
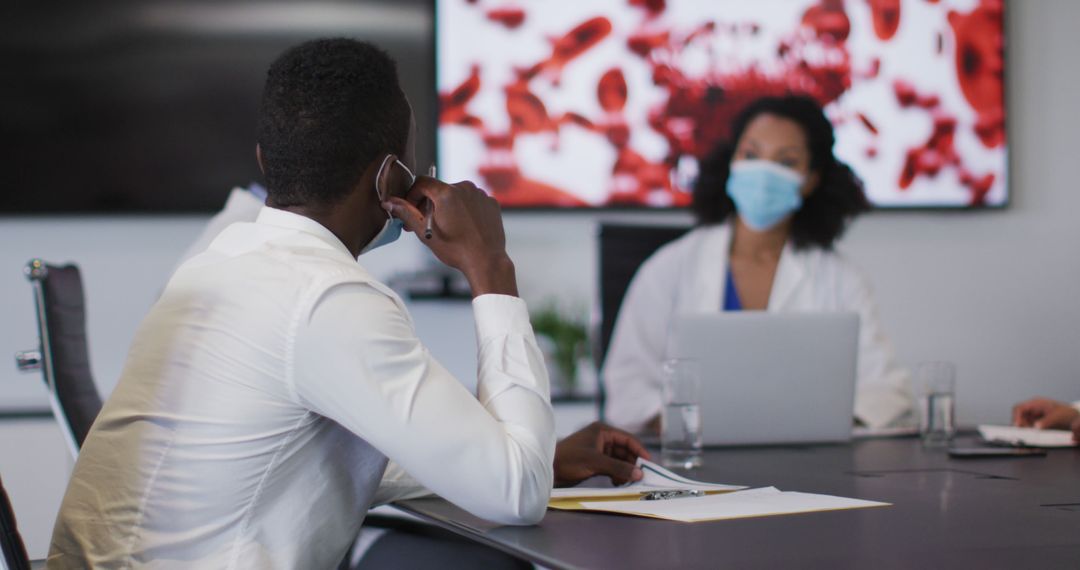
[602,223,912,432]
[49,207,555,569]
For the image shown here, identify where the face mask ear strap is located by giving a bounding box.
[394,159,417,186]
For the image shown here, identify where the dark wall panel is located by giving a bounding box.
[0,1,434,213]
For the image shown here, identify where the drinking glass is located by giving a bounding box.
[917,361,956,446]
[660,358,703,469]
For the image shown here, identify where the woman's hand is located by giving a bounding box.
[1011,398,1080,430]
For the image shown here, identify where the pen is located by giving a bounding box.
[425,164,436,240]
[640,489,705,501]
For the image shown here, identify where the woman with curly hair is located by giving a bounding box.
[603,95,912,434]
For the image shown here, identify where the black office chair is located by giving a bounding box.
[1,475,32,570]
[595,223,689,420]
[14,259,103,457]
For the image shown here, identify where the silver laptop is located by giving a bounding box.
[668,313,859,446]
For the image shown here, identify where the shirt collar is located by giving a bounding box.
[255,206,353,257]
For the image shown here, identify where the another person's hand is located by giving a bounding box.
[553,422,651,488]
[1011,398,1080,430]
[385,177,516,297]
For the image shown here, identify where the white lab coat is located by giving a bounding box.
[177,186,266,267]
[602,223,912,431]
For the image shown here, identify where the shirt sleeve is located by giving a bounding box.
[841,266,914,428]
[292,285,555,525]
[601,251,679,433]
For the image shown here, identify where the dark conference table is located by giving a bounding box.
[395,435,1080,569]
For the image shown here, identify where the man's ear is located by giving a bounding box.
[256,144,265,176]
[374,153,399,200]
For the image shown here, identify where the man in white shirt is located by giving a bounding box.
[48,38,644,569]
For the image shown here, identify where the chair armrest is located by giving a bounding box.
[14,350,42,371]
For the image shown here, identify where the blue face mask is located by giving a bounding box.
[360,155,415,256]
[725,160,805,231]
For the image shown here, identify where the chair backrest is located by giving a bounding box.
[596,224,689,418]
[25,259,103,456]
[0,475,31,570]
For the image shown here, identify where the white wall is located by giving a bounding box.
[2,0,1078,557]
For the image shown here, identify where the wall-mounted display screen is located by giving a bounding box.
[0,1,434,214]
[436,0,1006,209]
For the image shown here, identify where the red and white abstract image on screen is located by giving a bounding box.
[437,0,1006,208]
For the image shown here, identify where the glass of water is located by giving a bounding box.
[917,361,956,446]
[661,358,703,469]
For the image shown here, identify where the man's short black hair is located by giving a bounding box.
[257,38,410,208]
[691,95,871,250]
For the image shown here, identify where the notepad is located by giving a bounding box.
[549,459,746,509]
[577,486,890,523]
[978,425,1077,448]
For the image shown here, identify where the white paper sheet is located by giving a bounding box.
[978,425,1077,448]
[852,425,919,438]
[550,459,746,500]
[578,486,890,522]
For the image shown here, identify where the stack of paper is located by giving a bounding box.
[550,459,890,522]
[577,487,890,523]
[978,425,1077,448]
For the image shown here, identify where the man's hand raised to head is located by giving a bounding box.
[553,422,652,488]
[385,177,517,298]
